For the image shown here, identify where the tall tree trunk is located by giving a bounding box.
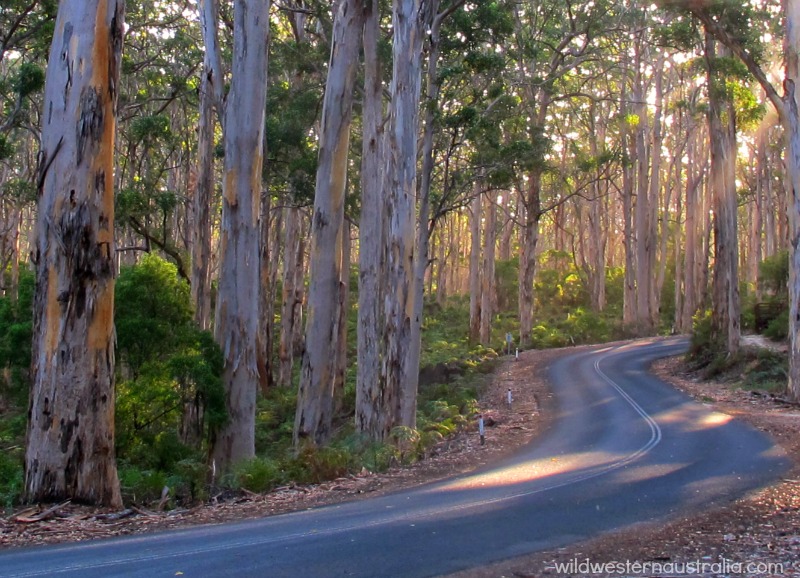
[480,192,496,346]
[355,0,388,440]
[468,188,482,343]
[279,206,304,388]
[212,0,270,469]
[706,35,740,355]
[621,57,637,330]
[519,167,543,347]
[259,188,276,394]
[192,0,223,331]
[334,221,351,416]
[25,0,125,508]
[295,0,363,446]
[382,0,427,429]
[783,0,800,401]
[634,37,653,335]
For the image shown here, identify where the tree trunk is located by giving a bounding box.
[355,0,389,441]
[334,221,351,416]
[634,37,653,335]
[295,0,363,446]
[468,188,482,343]
[211,0,270,470]
[279,206,304,388]
[24,0,125,508]
[621,57,637,330]
[480,192,496,346]
[706,34,740,355]
[192,0,223,331]
[784,0,800,401]
[519,167,543,347]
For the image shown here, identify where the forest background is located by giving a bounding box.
[0,0,798,509]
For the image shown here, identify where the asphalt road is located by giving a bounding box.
[0,338,790,577]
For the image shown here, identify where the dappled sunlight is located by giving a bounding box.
[430,449,626,492]
[611,462,690,485]
[653,405,733,433]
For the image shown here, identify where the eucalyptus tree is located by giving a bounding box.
[211,0,270,469]
[294,0,364,446]
[510,0,616,347]
[663,0,800,399]
[24,0,125,507]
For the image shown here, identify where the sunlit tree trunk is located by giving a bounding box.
[468,187,482,343]
[634,37,654,335]
[295,0,363,445]
[212,0,270,469]
[620,57,637,330]
[334,221,351,415]
[706,35,740,355]
[25,0,125,507]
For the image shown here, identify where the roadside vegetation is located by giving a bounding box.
[0,253,652,511]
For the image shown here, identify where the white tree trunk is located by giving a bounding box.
[25,0,125,507]
[480,192,496,346]
[295,0,363,445]
[468,187,482,342]
[212,0,270,469]
[355,0,389,440]
[382,0,427,429]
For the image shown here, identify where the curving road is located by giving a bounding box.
[0,338,790,577]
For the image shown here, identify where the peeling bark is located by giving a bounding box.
[25,0,125,508]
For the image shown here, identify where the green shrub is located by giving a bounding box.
[0,450,23,510]
[764,310,789,342]
[229,457,282,493]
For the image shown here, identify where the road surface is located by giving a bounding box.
[0,338,789,577]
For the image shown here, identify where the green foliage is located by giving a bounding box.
[227,457,282,493]
[115,255,225,475]
[0,270,34,407]
[11,62,45,98]
[0,134,14,161]
[0,450,23,511]
[759,250,788,299]
[740,350,787,394]
[764,310,789,342]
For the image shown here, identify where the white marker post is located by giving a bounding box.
[507,388,513,407]
[478,414,485,446]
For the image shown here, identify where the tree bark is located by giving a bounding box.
[480,192,496,345]
[211,0,270,470]
[381,0,427,429]
[25,0,125,508]
[706,34,740,355]
[279,206,304,388]
[191,0,223,331]
[295,0,363,446]
[355,0,389,440]
[468,187,482,343]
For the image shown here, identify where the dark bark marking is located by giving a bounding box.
[76,88,104,167]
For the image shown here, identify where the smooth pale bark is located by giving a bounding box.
[295,0,363,446]
[192,0,223,331]
[259,188,276,394]
[406,0,443,427]
[355,0,389,440]
[706,36,740,355]
[212,0,270,469]
[468,188,482,343]
[25,0,125,507]
[784,0,800,402]
[649,54,665,327]
[480,192,496,346]
[620,57,637,330]
[634,38,654,335]
[381,0,427,429]
[279,206,304,388]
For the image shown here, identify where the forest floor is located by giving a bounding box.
[2,339,800,578]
